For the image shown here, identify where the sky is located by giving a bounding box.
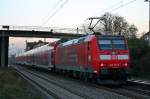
[0,0,148,32]
[1,0,148,55]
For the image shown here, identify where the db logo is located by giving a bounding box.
[111,55,117,59]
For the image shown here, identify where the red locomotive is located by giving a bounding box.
[55,34,130,83]
[15,34,130,84]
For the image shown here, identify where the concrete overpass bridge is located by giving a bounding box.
[0,25,85,67]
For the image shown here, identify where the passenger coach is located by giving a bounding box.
[15,44,54,70]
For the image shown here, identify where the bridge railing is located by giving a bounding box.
[0,25,85,34]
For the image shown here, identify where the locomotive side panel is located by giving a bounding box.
[55,37,96,73]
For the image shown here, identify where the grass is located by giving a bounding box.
[0,68,44,99]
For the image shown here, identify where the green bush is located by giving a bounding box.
[127,37,150,78]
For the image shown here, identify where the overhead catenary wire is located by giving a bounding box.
[82,0,125,29]
[109,0,137,12]
[41,0,63,23]
[83,0,125,22]
[98,0,125,14]
[94,0,137,17]
[84,0,137,32]
[41,0,69,26]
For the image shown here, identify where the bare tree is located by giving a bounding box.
[100,13,114,33]
[128,24,138,38]
[113,15,128,34]
[83,12,138,38]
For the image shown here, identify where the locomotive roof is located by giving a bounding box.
[59,34,125,47]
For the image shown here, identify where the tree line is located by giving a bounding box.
[82,12,138,38]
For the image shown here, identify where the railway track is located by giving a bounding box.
[92,80,150,99]
[13,65,150,99]
[94,84,150,99]
[19,67,94,99]
[14,66,89,99]
[13,65,129,99]
[125,80,150,96]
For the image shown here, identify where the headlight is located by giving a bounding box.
[88,55,91,61]
[100,55,111,60]
[118,55,129,60]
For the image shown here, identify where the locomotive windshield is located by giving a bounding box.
[98,36,126,50]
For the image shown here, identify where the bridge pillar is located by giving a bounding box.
[0,35,9,67]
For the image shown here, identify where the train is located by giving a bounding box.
[15,34,130,84]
